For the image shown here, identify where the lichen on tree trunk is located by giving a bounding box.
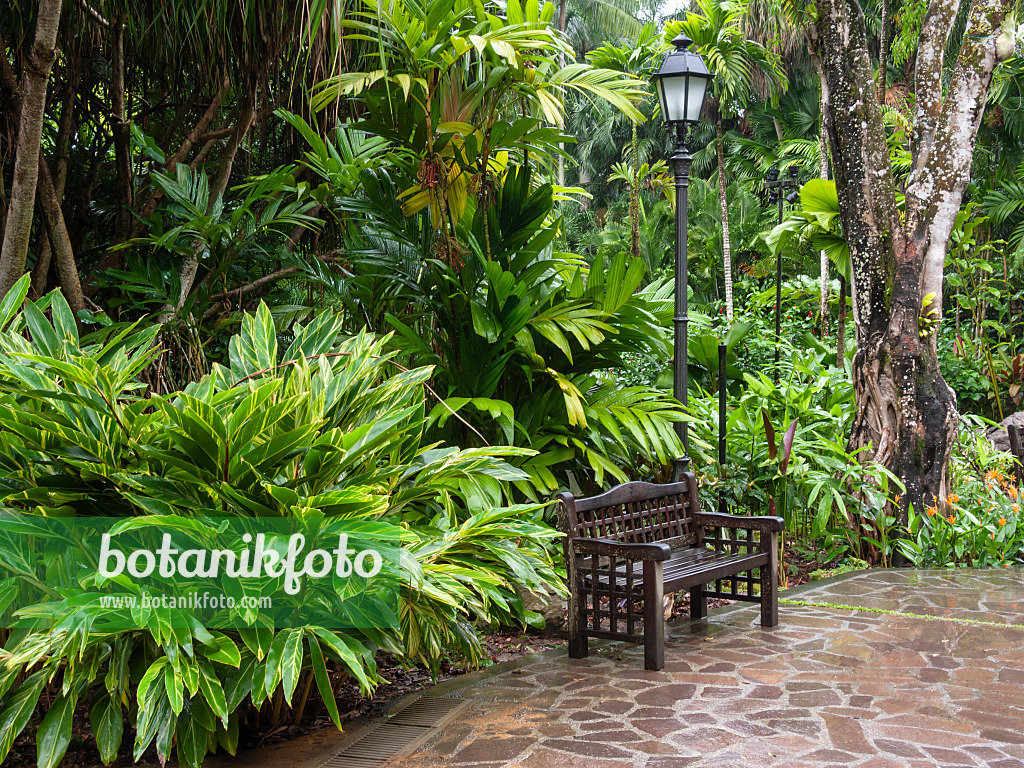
[810,0,1012,524]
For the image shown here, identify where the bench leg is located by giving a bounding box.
[567,578,588,659]
[689,585,706,620]
[760,531,779,628]
[643,560,665,671]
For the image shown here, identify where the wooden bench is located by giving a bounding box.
[556,475,784,671]
[1010,424,1024,486]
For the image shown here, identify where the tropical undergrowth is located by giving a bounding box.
[0,277,562,768]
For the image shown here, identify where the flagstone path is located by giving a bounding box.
[377,569,1024,767]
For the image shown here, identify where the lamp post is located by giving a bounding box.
[652,34,711,477]
[762,166,800,378]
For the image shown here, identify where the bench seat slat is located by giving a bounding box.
[583,549,766,593]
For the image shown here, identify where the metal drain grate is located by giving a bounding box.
[318,696,470,767]
[386,696,469,728]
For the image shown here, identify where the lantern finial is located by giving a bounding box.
[672,34,693,51]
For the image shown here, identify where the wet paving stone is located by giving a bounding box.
[388,570,1024,767]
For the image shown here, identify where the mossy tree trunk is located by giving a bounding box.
[810,0,1013,523]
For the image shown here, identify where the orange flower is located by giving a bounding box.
[948,494,959,505]
[926,505,938,518]
[1000,517,1008,527]
[987,469,1004,483]
[1014,504,1021,515]
[947,515,957,524]
[1010,485,1020,500]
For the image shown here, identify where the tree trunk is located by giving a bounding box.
[31,68,78,298]
[811,0,1011,522]
[0,0,62,301]
[36,158,85,312]
[715,113,734,321]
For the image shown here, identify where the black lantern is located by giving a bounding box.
[652,34,712,127]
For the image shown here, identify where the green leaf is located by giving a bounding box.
[48,290,79,346]
[308,634,341,730]
[36,691,77,768]
[164,663,185,715]
[198,663,229,726]
[0,273,31,331]
[89,693,124,766]
[200,632,242,667]
[175,702,209,768]
[23,301,59,355]
[281,628,305,703]
[0,671,48,764]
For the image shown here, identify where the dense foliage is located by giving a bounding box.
[0,277,562,767]
[2,0,1024,765]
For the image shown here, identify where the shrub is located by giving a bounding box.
[0,277,562,768]
[899,418,1024,567]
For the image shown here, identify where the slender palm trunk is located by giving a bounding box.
[111,23,133,246]
[630,123,640,260]
[715,114,734,321]
[818,89,830,338]
[837,274,846,363]
[557,0,567,188]
[0,0,62,300]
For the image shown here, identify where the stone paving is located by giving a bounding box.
[387,569,1024,767]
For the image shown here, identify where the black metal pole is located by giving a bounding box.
[671,124,692,480]
[718,342,727,515]
[773,194,784,379]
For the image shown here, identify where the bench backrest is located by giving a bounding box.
[1010,425,1024,486]
[556,474,701,549]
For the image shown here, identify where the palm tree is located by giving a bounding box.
[559,0,645,55]
[588,25,670,259]
[671,0,786,320]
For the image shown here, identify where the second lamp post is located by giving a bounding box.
[763,166,799,376]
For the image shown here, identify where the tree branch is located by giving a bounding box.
[201,256,348,320]
[126,79,229,241]
[914,0,1013,305]
[75,0,109,27]
[909,0,959,191]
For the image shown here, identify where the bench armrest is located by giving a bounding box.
[695,511,785,533]
[571,537,672,561]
